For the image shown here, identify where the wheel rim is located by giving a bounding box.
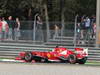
[69,55,76,64]
[24,52,32,62]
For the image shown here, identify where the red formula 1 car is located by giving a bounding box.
[15,46,88,64]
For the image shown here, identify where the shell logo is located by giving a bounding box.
[47,53,51,58]
[57,49,62,53]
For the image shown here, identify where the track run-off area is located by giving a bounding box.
[0,61,100,75]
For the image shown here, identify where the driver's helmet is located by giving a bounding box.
[56,45,59,48]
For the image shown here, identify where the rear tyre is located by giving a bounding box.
[68,54,76,64]
[78,57,87,64]
[24,52,33,62]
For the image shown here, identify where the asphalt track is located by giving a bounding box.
[0,62,100,75]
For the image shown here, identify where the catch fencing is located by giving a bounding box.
[0,19,97,47]
[1,21,74,42]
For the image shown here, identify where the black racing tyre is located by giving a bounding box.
[68,54,76,64]
[24,52,33,62]
[78,57,87,64]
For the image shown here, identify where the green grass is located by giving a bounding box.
[85,61,100,66]
[0,57,14,60]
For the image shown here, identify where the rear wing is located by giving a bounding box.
[75,48,88,56]
[83,48,88,56]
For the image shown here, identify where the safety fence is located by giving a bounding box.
[0,20,97,47]
[0,21,74,41]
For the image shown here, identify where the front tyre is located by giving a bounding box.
[24,52,33,62]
